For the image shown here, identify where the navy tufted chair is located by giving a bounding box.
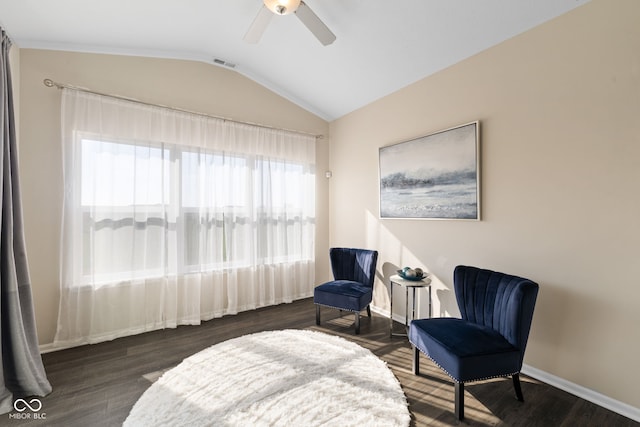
[314,248,379,334]
[409,265,539,420]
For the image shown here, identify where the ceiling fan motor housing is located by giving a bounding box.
[264,0,301,15]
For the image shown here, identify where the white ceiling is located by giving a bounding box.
[0,0,590,121]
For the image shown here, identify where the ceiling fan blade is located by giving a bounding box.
[244,5,274,43]
[294,1,336,46]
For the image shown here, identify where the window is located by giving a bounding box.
[80,138,171,283]
[79,137,314,284]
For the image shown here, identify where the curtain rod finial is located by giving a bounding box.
[43,78,55,87]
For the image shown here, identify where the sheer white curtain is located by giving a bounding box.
[54,89,316,347]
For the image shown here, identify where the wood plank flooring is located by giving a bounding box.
[6,298,638,426]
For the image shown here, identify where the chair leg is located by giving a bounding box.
[412,346,420,375]
[513,373,524,401]
[315,305,320,326]
[366,304,371,317]
[455,381,464,420]
[354,312,361,334]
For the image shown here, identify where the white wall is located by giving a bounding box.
[16,49,330,346]
[329,0,639,412]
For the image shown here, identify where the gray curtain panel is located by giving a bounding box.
[0,28,52,415]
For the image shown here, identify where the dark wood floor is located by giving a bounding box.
[6,298,637,426]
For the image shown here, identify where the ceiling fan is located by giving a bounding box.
[244,0,336,46]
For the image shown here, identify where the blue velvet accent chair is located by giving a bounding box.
[409,265,539,420]
[314,248,379,334]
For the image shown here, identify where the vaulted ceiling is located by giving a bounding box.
[0,0,590,121]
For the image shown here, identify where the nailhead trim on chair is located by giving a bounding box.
[314,303,360,313]
[412,345,520,383]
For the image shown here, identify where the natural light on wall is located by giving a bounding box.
[55,89,316,347]
[365,209,449,320]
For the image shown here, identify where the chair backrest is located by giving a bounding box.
[329,248,378,289]
[454,265,539,363]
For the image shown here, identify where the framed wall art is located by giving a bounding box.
[379,121,480,220]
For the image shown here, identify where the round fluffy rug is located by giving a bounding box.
[124,329,410,426]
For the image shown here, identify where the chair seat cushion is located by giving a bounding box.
[314,280,372,312]
[409,318,521,382]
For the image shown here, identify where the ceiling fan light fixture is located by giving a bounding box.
[263,0,301,15]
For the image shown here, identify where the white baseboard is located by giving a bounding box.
[371,305,405,325]
[39,343,62,354]
[521,364,639,423]
[372,305,639,423]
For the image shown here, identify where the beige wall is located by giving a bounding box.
[16,49,330,346]
[329,0,639,411]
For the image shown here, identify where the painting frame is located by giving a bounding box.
[379,121,480,220]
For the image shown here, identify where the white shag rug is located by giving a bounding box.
[124,329,410,427]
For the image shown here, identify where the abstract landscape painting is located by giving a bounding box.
[379,122,480,220]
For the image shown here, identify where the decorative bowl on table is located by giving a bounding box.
[397,267,428,281]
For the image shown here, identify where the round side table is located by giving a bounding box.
[389,274,432,338]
